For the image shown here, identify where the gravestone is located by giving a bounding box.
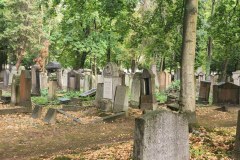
[9,66,17,85]
[97,75,104,84]
[130,72,142,108]
[235,110,240,159]
[151,64,159,90]
[174,68,180,81]
[133,109,189,160]
[19,70,32,108]
[103,63,121,101]
[62,69,69,90]
[232,70,240,86]
[31,105,43,119]
[48,80,58,100]
[56,69,63,89]
[198,81,211,103]
[11,74,20,105]
[213,82,239,104]
[44,108,57,124]
[67,70,77,91]
[140,69,157,110]
[83,74,91,92]
[95,83,104,107]
[113,85,129,113]
[31,65,41,96]
[159,71,167,91]
[39,72,48,90]
[91,75,97,89]
[3,69,10,87]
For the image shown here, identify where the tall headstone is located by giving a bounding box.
[67,70,77,91]
[151,64,159,90]
[83,74,91,92]
[62,69,69,90]
[56,69,63,89]
[198,81,211,103]
[3,69,10,87]
[19,70,32,109]
[31,65,41,96]
[133,110,189,160]
[39,72,48,90]
[140,69,157,110]
[11,74,20,105]
[113,85,129,113]
[95,83,104,107]
[48,80,58,100]
[159,71,167,91]
[103,63,121,102]
[130,72,142,108]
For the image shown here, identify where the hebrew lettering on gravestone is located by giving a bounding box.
[31,105,43,119]
[44,108,57,124]
[103,78,113,99]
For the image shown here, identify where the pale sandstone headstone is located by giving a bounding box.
[95,83,104,107]
[3,69,10,87]
[133,109,189,160]
[40,72,48,90]
[48,80,58,100]
[232,70,240,86]
[11,74,20,105]
[113,85,129,113]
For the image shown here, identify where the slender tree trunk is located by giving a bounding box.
[107,47,111,62]
[221,58,229,82]
[206,0,215,80]
[131,59,136,73]
[180,0,198,113]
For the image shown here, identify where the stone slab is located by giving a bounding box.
[31,105,43,119]
[133,109,189,160]
[44,108,57,124]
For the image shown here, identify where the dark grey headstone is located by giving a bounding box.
[31,105,43,119]
[80,88,96,97]
[133,109,189,160]
[44,108,57,124]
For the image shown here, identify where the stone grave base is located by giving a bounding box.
[0,106,31,115]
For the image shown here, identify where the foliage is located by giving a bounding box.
[167,80,180,93]
[155,91,167,103]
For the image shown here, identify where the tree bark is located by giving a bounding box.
[180,0,198,113]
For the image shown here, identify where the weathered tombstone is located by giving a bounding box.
[133,109,189,160]
[198,81,211,103]
[68,70,77,91]
[80,88,96,97]
[48,80,58,100]
[159,71,167,91]
[3,69,10,87]
[174,68,180,81]
[113,85,129,113]
[19,70,32,109]
[56,69,63,89]
[232,70,240,86]
[103,63,121,101]
[83,74,91,92]
[91,75,97,89]
[31,65,41,96]
[62,69,69,90]
[8,66,17,85]
[31,105,43,119]
[140,69,157,110]
[39,72,48,90]
[44,108,57,124]
[97,75,104,84]
[130,72,142,108]
[11,74,20,105]
[151,64,159,90]
[213,82,239,104]
[95,83,104,106]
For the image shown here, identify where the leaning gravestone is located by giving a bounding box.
[44,108,57,124]
[113,85,129,113]
[31,105,43,119]
[19,70,32,109]
[130,72,142,108]
[140,69,157,110]
[133,109,189,160]
[198,81,211,103]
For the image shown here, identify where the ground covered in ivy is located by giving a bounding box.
[0,105,238,160]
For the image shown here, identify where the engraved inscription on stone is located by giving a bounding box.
[103,78,113,99]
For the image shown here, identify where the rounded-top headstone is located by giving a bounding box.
[103,63,119,77]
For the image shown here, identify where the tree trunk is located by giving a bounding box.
[79,52,88,69]
[221,58,229,82]
[180,0,198,113]
[107,47,111,63]
[131,59,136,73]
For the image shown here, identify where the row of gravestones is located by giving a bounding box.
[199,81,240,104]
[95,63,158,113]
